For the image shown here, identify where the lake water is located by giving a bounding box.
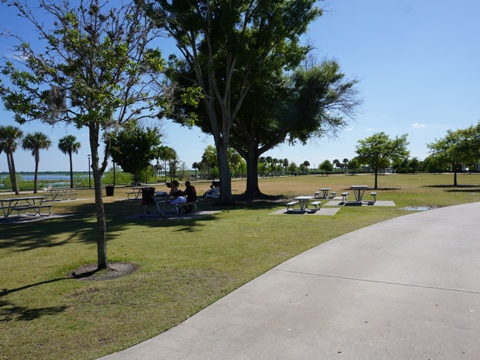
[0,174,87,181]
[22,174,72,181]
[0,173,87,188]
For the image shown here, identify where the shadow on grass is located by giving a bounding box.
[424,184,480,193]
[0,277,68,297]
[0,299,68,322]
[0,193,324,252]
[0,199,226,251]
[0,279,69,322]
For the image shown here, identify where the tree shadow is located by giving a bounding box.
[0,277,69,322]
[424,184,480,188]
[0,299,68,322]
[0,277,68,297]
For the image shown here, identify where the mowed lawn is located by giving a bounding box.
[1,173,479,359]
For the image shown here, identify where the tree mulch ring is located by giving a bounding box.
[69,262,138,281]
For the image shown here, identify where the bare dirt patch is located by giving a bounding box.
[70,262,138,281]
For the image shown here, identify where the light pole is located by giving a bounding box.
[88,154,91,189]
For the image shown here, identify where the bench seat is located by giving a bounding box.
[286,201,298,211]
[310,201,322,210]
[64,192,77,200]
[370,192,377,203]
[10,204,53,218]
[341,192,349,202]
[127,192,140,199]
[173,201,197,215]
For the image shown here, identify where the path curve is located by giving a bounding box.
[100,202,480,360]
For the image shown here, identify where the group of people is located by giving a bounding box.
[167,180,221,213]
[168,180,197,213]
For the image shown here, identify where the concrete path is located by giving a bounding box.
[100,202,480,360]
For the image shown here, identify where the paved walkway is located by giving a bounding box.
[100,202,480,360]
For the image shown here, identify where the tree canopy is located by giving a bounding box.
[427,122,480,186]
[137,0,322,204]
[109,123,162,183]
[356,132,409,189]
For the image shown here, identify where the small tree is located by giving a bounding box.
[109,123,162,184]
[288,162,298,175]
[319,160,333,176]
[0,0,165,270]
[58,135,81,188]
[22,132,52,193]
[348,158,360,174]
[427,128,473,186]
[155,146,177,183]
[356,132,410,189]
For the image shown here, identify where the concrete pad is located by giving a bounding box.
[323,200,395,207]
[0,213,75,224]
[100,202,480,360]
[269,208,340,216]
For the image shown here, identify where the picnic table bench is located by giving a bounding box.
[286,201,298,211]
[310,201,322,210]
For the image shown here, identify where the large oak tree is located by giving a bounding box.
[137,0,322,204]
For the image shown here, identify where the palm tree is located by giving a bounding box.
[58,135,81,188]
[0,125,24,195]
[22,132,52,193]
[343,158,349,173]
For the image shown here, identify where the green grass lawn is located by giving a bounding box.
[1,173,480,359]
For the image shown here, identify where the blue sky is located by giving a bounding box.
[1,0,479,172]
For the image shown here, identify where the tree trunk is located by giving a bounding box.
[89,124,109,270]
[244,147,263,199]
[453,171,458,186]
[216,142,232,205]
[8,152,19,195]
[69,152,74,188]
[93,166,108,270]
[33,157,39,193]
[374,169,378,189]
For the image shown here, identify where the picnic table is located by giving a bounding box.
[315,188,331,199]
[350,185,368,203]
[127,186,143,200]
[294,196,314,211]
[144,195,196,217]
[44,188,77,201]
[0,196,52,220]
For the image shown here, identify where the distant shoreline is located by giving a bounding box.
[0,171,89,175]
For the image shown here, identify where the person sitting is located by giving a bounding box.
[204,185,220,199]
[169,180,187,205]
[183,181,197,213]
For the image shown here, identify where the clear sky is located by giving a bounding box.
[1,0,479,172]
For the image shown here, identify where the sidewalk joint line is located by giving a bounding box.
[274,269,480,295]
